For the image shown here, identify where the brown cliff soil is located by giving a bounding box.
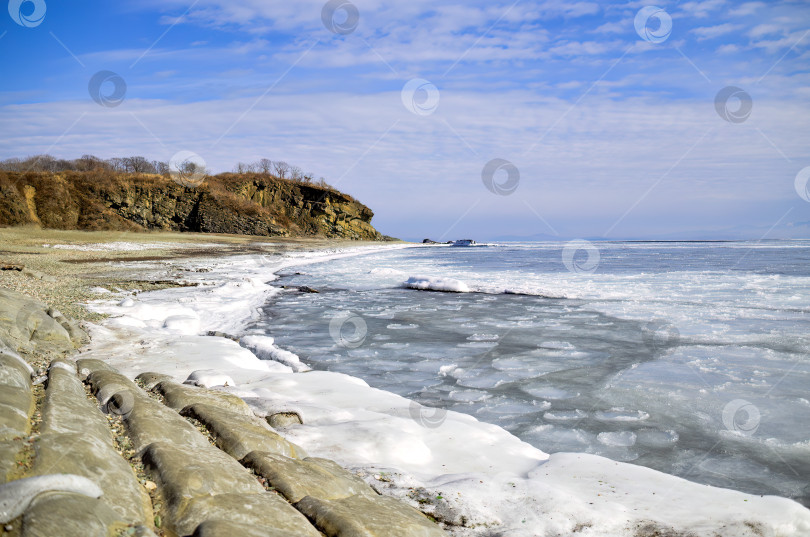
[0,171,384,240]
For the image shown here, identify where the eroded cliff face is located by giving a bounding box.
[0,171,384,240]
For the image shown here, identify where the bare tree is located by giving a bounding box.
[0,158,22,171]
[290,166,303,181]
[272,161,289,179]
[176,161,207,184]
[107,158,127,172]
[258,158,273,174]
[153,161,169,175]
[123,156,153,174]
[76,155,104,171]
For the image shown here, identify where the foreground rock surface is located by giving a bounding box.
[0,287,447,536]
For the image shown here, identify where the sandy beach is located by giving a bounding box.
[0,227,381,321]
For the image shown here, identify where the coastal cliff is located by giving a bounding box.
[0,171,383,240]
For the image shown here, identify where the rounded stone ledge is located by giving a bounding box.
[295,493,448,537]
[153,380,254,417]
[76,358,116,380]
[178,493,321,537]
[180,403,308,461]
[134,372,173,391]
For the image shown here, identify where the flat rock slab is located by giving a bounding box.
[0,353,33,391]
[243,451,373,503]
[21,492,155,537]
[181,403,307,460]
[0,289,72,352]
[141,441,264,503]
[86,370,210,453]
[178,494,321,537]
[154,380,254,416]
[31,433,152,524]
[0,439,23,483]
[296,494,447,537]
[142,443,320,537]
[40,365,111,442]
[0,386,33,441]
[192,519,319,537]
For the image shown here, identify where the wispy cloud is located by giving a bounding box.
[2,0,809,239]
[691,23,742,40]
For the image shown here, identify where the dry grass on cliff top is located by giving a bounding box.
[0,226,371,322]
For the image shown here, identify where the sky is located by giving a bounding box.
[1,0,809,241]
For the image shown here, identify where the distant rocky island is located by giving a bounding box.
[0,155,388,240]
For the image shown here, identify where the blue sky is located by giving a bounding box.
[2,0,809,240]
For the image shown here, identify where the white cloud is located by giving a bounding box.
[679,0,727,19]
[750,28,809,54]
[534,0,600,18]
[749,23,785,39]
[594,21,626,34]
[691,23,742,40]
[2,87,807,238]
[729,2,766,17]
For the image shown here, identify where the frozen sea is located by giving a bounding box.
[245,240,810,506]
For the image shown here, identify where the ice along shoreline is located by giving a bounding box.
[78,243,810,537]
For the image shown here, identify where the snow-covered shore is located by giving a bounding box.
[77,245,810,537]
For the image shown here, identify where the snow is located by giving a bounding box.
[184,370,236,388]
[77,245,810,537]
[240,335,311,372]
[405,276,470,293]
[44,241,221,252]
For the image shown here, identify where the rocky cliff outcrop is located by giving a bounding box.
[0,171,384,240]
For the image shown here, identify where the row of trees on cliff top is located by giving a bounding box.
[0,155,335,189]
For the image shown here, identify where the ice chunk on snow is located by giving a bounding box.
[185,370,235,388]
[163,315,201,334]
[404,276,470,293]
[240,335,311,372]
